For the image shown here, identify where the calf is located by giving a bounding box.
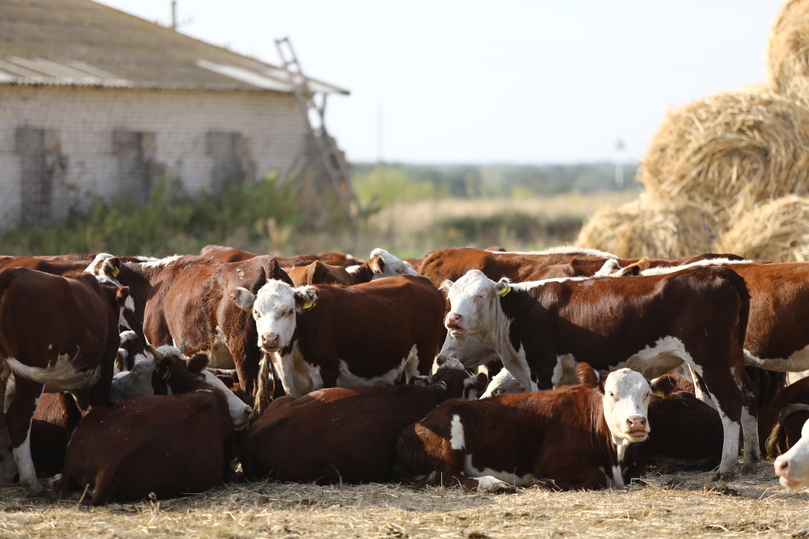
[54,353,252,505]
[441,267,755,477]
[395,364,651,491]
[0,268,133,495]
[230,275,445,409]
[241,359,487,484]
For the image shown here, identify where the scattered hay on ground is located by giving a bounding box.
[714,195,809,262]
[0,461,807,538]
[767,0,809,100]
[574,194,715,258]
[636,87,809,229]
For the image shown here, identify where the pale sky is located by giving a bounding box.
[95,1,785,165]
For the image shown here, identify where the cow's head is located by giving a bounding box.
[429,357,488,400]
[370,248,417,280]
[230,279,318,353]
[775,419,809,489]
[441,270,510,340]
[435,332,500,370]
[579,364,651,444]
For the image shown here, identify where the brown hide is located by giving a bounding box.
[55,390,233,505]
[281,275,445,392]
[200,244,362,267]
[417,247,613,286]
[241,368,487,483]
[395,379,638,490]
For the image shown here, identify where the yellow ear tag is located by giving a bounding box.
[653,390,665,398]
[497,286,511,297]
[111,266,120,278]
[302,299,316,311]
[162,367,171,380]
[413,380,426,386]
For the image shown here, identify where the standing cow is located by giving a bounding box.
[230,275,445,409]
[440,266,756,478]
[0,268,133,495]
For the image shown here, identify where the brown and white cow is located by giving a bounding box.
[417,246,619,287]
[395,364,651,491]
[0,268,133,494]
[441,266,755,477]
[230,274,445,408]
[240,359,487,484]
[55,353,252,505]
[759,376,809,457]
[91,254,293,397]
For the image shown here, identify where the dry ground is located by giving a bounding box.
[1,461,807,538]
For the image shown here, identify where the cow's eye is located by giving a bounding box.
[287,309,295,316]
[253,310,261,319]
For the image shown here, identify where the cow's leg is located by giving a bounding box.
[0,371,16,484]
[691,365,743,478]
[740,370,761,472]
[7,376,45,495]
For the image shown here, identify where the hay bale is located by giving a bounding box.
[637,88,809,228]
[574,194,715,259]
[713,195,809,262]
[766,0,809,99]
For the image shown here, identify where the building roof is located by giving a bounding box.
[0,0,349,94]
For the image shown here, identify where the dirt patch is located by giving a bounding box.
[1,461,807,538]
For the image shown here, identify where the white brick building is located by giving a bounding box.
[0,0,348,228]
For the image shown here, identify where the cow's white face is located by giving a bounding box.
[109,355,156,404]
[370,248,417,279]
[602,368,652,444]
[199,369,253,430]
[231,280,317,353]
[775,419,809,489]
[443,270,508,339]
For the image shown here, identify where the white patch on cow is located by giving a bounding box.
[336,345,419,388]
[141,254,184,269]
[200,370,253,430]
[124,295,135,312]
[552,354,579,386]
[595,259,622,276]
[612,335,691,379]
[369,248,417,279]
[637,258,753,276]
[481,369,525,399]
[716,406,742,476]
[493,246,618,258]
[775,419,809,489]
[12,390,43,494]
[109,355,157,403]
[273,344,323,398]
[744,344,809,372]
[6,354,101,393]
[345,264,362,275]
[463,455,535,487]
[450,414,466,450]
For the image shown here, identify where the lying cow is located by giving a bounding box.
[55,353,252,505]
[774,419,809,489]
[441,267,756,478]
[395,364,651,490]
[230,274,445,410]
[0,267,134,495]
[241,358,487,484]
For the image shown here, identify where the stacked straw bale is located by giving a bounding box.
[575,0,809,261]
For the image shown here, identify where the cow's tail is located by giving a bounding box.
[253,352,273,416]
[765,403,809,457]
[716,266,750,348]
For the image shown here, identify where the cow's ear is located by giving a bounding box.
[495,278,512,297]
[371,256,385,275]
[577,363,603,393]
[99,256,123,280]
[115,286,132,309]
[270,258,294,286]
[649,374,677,398]
[295,286,319,312]
[465,372,489,394]
[186,354,208,374]
[156,357,174,380]
[307,261,327,285]
[438,279,454,292]
[231,287,256,311]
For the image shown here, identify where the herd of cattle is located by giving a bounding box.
[3,244,809,504]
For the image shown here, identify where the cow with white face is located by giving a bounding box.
[231,274,445,410]
[395,363,651,491]
[774,419,809,489]
[369,248,417,280]
[440,266,756,479]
